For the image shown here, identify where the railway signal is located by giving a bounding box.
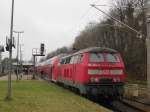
[0,46,4,52]
[32,43,45,79]
[40,43,45,55]
[6,37,10,51]
[6,36,15,51]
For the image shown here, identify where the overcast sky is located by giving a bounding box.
[0,0,111,61]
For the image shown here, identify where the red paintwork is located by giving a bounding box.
[60,53,87,84]
[86,53,126,84]
[36,48,126,86]
[36,56,60,81]
[59,52,126,85]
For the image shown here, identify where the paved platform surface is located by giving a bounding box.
[0,74,33,81]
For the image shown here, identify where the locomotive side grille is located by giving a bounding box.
[100,78,113,84]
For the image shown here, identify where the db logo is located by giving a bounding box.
[103,70,109,74]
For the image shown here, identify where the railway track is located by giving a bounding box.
[89,98,141,112]
[109,97,150,112]
[80,94,150,112]
[111,100,143,112]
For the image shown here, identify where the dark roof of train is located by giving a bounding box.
[74,47,117,55]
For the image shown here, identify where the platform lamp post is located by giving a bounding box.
[0,46,4,74]
[13,31,24,80]
[19,44,24,77]
[6,0,14,100]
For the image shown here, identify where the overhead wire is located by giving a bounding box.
[65,0,101,41]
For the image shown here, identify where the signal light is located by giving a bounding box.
[5,36,15,51]
[6,37,10,51]
[40,43,45,55]
[12,37,16,48]
[0,46,4,52]
[6,46,10,51]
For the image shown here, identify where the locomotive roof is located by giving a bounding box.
[61,47,118,59]
[74,47,117,55]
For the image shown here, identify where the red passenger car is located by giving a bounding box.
[36,54,66,81]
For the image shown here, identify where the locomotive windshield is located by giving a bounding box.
[89,53,120,62]
[89,53,104,62]
[106,53,120,62]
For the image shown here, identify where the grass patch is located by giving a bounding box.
[0,80,111,112]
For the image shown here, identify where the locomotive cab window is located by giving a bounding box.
[70,56,75,64]
[70,55,78,64]
[74,56,79,63]
[70,54,83,64]
[106,53,120,62]
[65,57,71,64]
[78,54,83,63]
[60,59,65,64]
[89,53,104,62]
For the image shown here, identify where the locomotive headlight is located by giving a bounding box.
[90,77,99,83]
[110,69,123,75]
[113,77,120,82]
[88,69,102,75]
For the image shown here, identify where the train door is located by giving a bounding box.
[70,56,76,83]
[53,64,58,82]
[71,54,83,83]
[51,65,55,82]
[74,54,83,83]
[54,60,60,81]
[73,56,77,83]
[52,59,61,82]
[49,65,52,80]
[65,57,72,81]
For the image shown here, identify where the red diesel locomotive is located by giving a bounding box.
[36,47,126,98]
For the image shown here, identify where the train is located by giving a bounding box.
[35,47,126,99]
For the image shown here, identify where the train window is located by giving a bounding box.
[89,53,104,62]
[60,59,65,64]
[106,53,120,62]
[70,56,75,64]
[69,54,83,64]
[70,55,78,64]
[73,56,78,63]
[65,57,71,64]
[47,60,51,65]
[64,59,67,64]
[78,54,83,63]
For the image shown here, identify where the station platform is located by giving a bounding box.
[0,74,32,81]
